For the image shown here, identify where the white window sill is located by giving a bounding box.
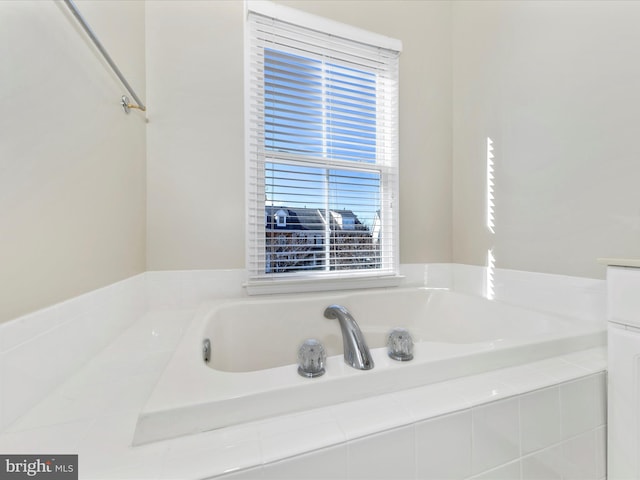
[244,274,404,296]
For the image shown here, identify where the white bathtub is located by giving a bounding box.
[133,287,605,445]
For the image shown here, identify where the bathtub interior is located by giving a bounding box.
[206,288,429,372]
[205,288,585,373]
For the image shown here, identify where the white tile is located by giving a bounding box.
[0,418,94,453]
[521,445,563,480]
[443,372,518,406]
[608,322,640,480]
[165,420,259,453]
[146,271,183,310]
[5,388,100,432]
[2,335,60,429]
[595,426,606,480]
[608,266,640,328]
[180,269,246,307]
[60,308,123,370]
[161,423,262,480]
[1,291,146,431]
[492,365,558,393]
[180,270,214,308]
[68,311,112,362]
[56,288,98,324]
[69,349,172,391]
[528,358,592,383]
[520,386,561,454]
[148,269,246,310]
[561,430,597,480]
[469,460,520,480]
[262,444,347,479]
[490,269,605,322]
[8,365,156,432]
[104,310,193,359]
[215,467,264,480]
[561,348,607,373]
[93,374,159,413]
[91,282,143,342]
[78,411,168,475]
[560,375,597,439]
[257,409,345,464]
[594,372,607,427]
[347,426,414,480]
[415,410,472,479]
[0,305,62,353]
[117,273,149,317]
[471,397,520,475]
[393,382,470,423]
[330,393,412,441]
[397,263,424,286]
[83,461,163,480]
[451,264,486,296]
[422,263,453,289]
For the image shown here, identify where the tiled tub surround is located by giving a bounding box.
[0,274,148,431]
[0,264,607,479]
[0,269,247,431]
[223,369,607,480]
[0,326,606,479]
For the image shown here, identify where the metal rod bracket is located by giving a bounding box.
[121,96,146,114]
[64,0,147,114]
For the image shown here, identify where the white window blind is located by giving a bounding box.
[246,4,401,287]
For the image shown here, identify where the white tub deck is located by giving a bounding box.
[0,265,608,479]
[0,308,606,479]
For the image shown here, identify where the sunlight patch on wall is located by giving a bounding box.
[485,137,495,300]
[486,137,495,234]
[486,248,495,300]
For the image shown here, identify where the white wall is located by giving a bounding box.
[9,0,638,323]
[145,0,453,270]
[453,0,640,279]
[145,0,246,270]
[0,1,146,323]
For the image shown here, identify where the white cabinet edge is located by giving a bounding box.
[598,258,640,268]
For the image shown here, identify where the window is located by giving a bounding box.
[246,1,401,291]
[275,209,287,227]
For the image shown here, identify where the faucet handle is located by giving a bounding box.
[297,339,327,378]
[387,328,414,361]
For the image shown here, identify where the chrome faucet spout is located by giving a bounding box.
[324,305,374,370]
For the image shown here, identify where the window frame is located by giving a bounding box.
[244,0,402,294]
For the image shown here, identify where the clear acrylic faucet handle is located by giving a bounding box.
[297,339,327,378]
[387,328,414,361]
